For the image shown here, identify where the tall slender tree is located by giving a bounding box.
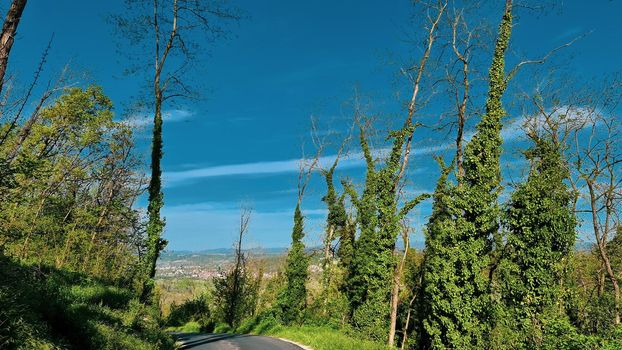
[279,203,309,323]
[420,1,513,348]
[320,150,347,291]
[213,207,259,327]
[501,135,576,345]
[279,140,323,323]
[113,0,240,302]
[343,123,430,340]
[341,2,445,340]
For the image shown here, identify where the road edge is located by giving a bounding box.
[273,336,314,350]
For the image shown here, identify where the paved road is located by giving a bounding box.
[173,333,305,350]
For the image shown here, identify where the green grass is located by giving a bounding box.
[259,325,393,350]
[235,315,391,350]
[165,321,202,333]
[0,255,174,349]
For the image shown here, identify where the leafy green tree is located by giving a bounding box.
[278,204,309,323]
[418,158,465,348]
[500,136,577,345]
[344,125,429,340]
[419,2,513,348]
[337,214,355,272]
[320,157,347,290]
[0,86,145,281]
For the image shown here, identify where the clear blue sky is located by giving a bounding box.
[10,0,622,250]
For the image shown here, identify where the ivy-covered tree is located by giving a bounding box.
[278,146,322,324]
[340,2,444,340]
[418,157,461,349]
[343,125,429,340]
[420,1,513,348]
[320,156,347,290]
[278,204,309,323]
[337,211,355,271]
[500,136,576,344]
[112,0,240,304]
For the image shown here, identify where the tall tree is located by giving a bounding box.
[573,111,622,325]
[279,204,309,324]
[343,123,431,341]
[341,2,445,341]
[113,0,240,302]
[501,136,576,345]
[279,141,323,323]
[420,1,513,348]
[418,157,459,349]
[320,145,347,292]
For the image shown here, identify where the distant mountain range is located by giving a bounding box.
[163,240,595,258]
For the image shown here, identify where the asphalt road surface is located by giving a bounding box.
[173,333,305,350]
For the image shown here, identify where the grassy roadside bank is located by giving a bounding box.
[252,325,392,350]
[0,255,174,349]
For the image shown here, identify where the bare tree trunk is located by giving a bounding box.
[400,284,420,350]
[389,227,410,347]
[0,0,27,94]
[388,260,401,347]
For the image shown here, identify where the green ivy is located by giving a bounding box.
[279,204,310,324]
[498,137,577,346]
[420,4,513,348]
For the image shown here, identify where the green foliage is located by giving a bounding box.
[321,161,348,285]
[306,265,351,329]
[0,255,174,350]
[166,294,212,330]
[343,124,428,340]
[0,86,144,282]
[420,4,513,348]
[337,219,355,270]
[167,321,202,333]
[419,157,478,348]
[213,322,233,333]
[236,313,391,350]
[278,204,310,323]
[498,137,577,344]
[0,87,169,349]
[212,264,260,327]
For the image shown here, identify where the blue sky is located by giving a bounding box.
[10,1,622,250]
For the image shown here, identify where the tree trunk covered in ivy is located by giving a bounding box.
[500,137,576,346]
[321,158,347,291]
[344,124,428,340]
[419,2,513,348]
[279,204,309,323]
[337,215,355,271]
[141,71,167,303]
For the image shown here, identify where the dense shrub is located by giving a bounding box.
[166,294,212,331]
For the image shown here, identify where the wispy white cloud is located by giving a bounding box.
[461,105,599,144]
[164,144,444,187]
[162,106,597,187]
[122,109,195,128]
